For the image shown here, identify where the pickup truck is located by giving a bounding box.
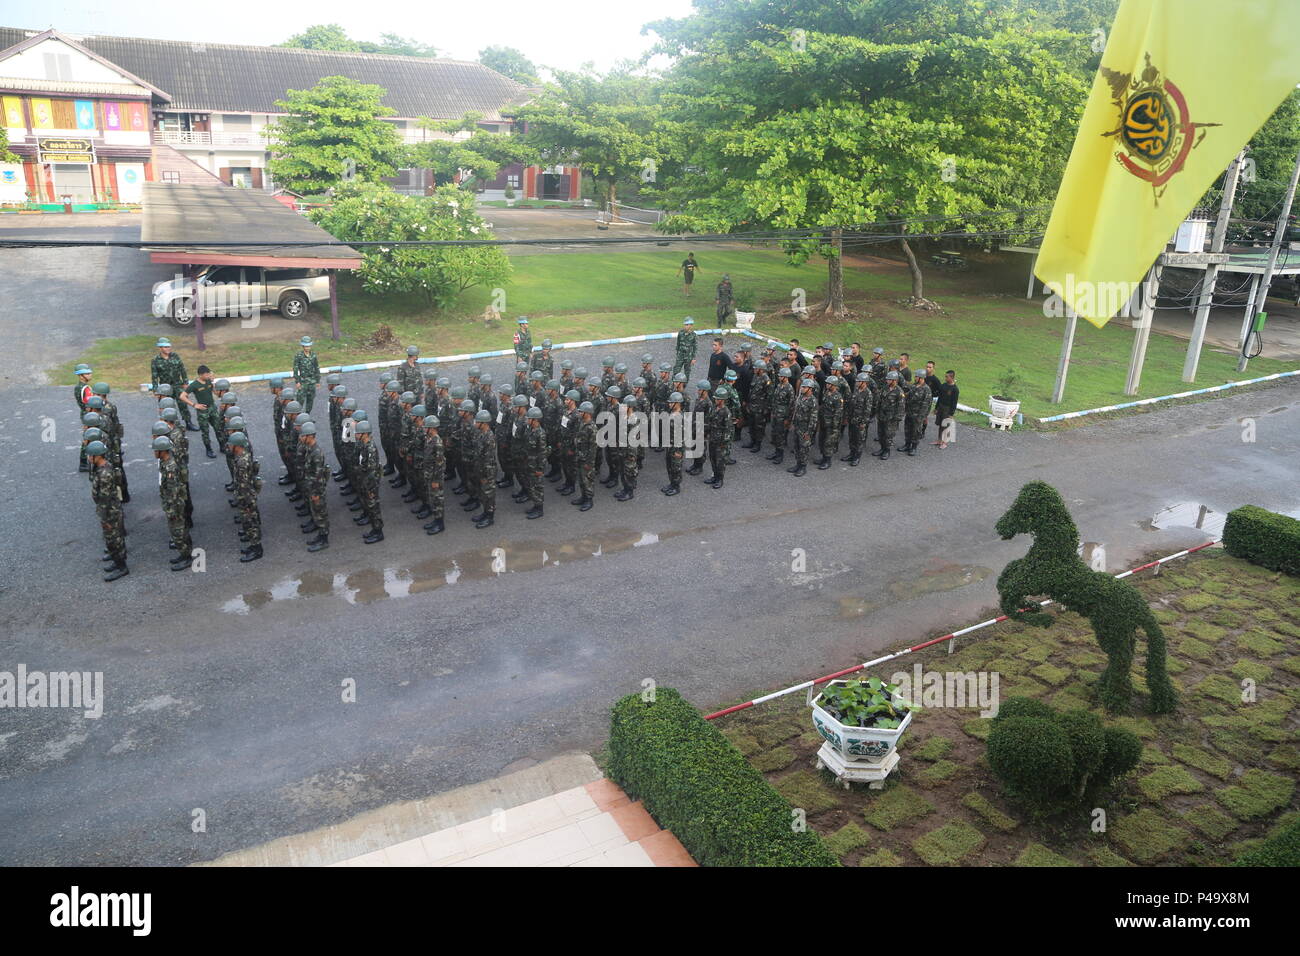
[152,266,329,327]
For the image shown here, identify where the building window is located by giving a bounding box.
[507,175,520,189]
[162,170,181,183]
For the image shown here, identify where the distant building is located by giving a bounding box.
[0,26,580,203]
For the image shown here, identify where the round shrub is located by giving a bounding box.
[1098,725,1143,782]
[993,695,1056,724]
[987,715,1075,812]
[1057,709,1106,777]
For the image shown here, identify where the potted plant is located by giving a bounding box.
[811,676,914,764]
[989,365,1025,420]
[504,184,517,207]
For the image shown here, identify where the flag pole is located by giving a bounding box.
[1183,150,1245,382]
[1237,143,1300,372]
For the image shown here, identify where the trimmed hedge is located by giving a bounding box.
[608,688,840,867]
[1233,815,1300,867]
[1223,505,1300,576]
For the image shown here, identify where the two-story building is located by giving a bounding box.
[0,26,582,204]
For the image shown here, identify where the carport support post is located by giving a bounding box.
[1124,265,1161,396]
[1026,252,1038,300]
[329,271,340,341]
[1184,150,1244,383]
[191,266,206,352]
[1238,143,1300,372]
[1235,274,1260,369]
[1051,306,1077,404]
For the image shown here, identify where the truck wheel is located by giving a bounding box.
[279,291,308,318]
[168,298,196,328]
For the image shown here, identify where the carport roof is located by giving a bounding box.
[141,182,362,269]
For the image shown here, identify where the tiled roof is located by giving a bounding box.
[0,27,530,119]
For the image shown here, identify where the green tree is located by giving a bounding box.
[0,127,18,163]
[1235,91,1300,226]
[311,181,512,309]
[266,76,406,195]
[646,0,1091,315]
[359,34,440,58]
[409,112,537,187]
[514,66,672,217]
[280,24,360,52]
[478,46,540,85]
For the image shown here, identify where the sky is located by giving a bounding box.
[6,0,698,73]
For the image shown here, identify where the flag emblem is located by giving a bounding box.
[1101,54,1219,197]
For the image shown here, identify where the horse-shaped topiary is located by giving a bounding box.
[995,481,1177,714]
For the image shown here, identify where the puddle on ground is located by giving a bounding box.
[221,527,665,613]
[887,563,993,602]
[1145,501,1226,540]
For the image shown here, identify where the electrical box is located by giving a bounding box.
[1252,312,1268,333]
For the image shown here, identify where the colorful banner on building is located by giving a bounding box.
[104,102,121,130]
[2,97,22,129]
[0,163,25,202]
[114,163,145,203]
[75,100,95,130]
[125,102,147,131]
[30,98,53,129]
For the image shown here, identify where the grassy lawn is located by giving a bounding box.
[65,248,1293,422]
[712,548,1300,867]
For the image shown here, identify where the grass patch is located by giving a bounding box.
[858,848,903,867]
[773,769,843,816]
[1138,765,1205,801]
[824,822,873,858]
[863,784,935,831]
[1183,620,1230,644]
[1171,743,1233,780]
[1177,593,1217,613]
[751,746,796,773]
[912,820,986,865]
[1195,675,1245,706]
[962,792,1019,832]
[962,718,992,740]
[1184,804,1239,841]
[1215,770,1295,820]
[1088,847,1132,867]
[722,730,761,757]
[1176,637,1215,663]
[912,736,955,762]
[1111,808,1191,864]
[1030,662,1070,686]
[1231,660,1274,684]
[916,759,963,788]
[1014,843,1076,866]
[1237,631,1285,657]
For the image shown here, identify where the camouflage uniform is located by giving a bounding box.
[513,324,533,364]
[819,385,845,461]
[232,451,262,547]
[152,352,192,426]
[664,407,685,488]
[293,350,320,413]
[356,438,384,532]
[511,407,531,498]
[167,419,194,526]
[559,402,579,490]
[904,378,933,449]
[770,377,794,453]
[575,415,597,501]
[706,400,730,483]
[620,408,639,494]
[875,385,905,455]
[91,459,126,566]
[792,390,818,469]
[475,426,498,518]
[748,369,771,449]
[422,430,446,523]
[159,455,191,558]
[674,327,697,378]
[395,361,423,404]
[303,440,330,535]
[848,382,876,460]
[530,350,554,381]
[525,422,546,508]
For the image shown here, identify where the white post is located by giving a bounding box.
[1124,266,1161,396]
[1184,151,1245,382]
[1052,307,1078,404]
[1238,144,1300,372]
[1236,274,1260,367]
[1026,252,1038,299]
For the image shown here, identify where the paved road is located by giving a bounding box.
[0,325,1295,864]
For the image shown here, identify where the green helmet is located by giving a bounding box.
[659,363,672,373]
[516,361,528,372]
[423,415,441,428]
[155,337,172,348]
[605,386,622,399]
[886,370,900,381]
[629,377,644,389]
[74,364,92,375]
[560,359,574,370]
[468,365,481,377]
[332,384,348,398]
[826,375,839,386]
[326,373,342,386]
[724,369,737,381]
[578,401,595,415]
[423,368,438,381]
[220,392,237,405]
[152,435,174,452]
[300,336,314,347]
[641,353,654,364]
[480,373,494,386]
[92,382,111,396]
[283,401,303,415]
[511,394,529,407]
[498,383,512,394]
[215,379,231,390]
[474,409,492,423]
[450,386,467,400]
[779,367,792,378]
[379,372,394,384]
[341,397,357,411]
[156,383,173,397]
[614,363,628,374]
[86,395,105,409]
[602,355,615,367]
[574,367,588,378]
[351,410,368,422]
[621,395,636,407]
[565,389,581,402]
[800,378,816,389]
[296,414,313,427]
[526,407,543,420]
[224,405,242,419]
[696,380,710,391]
[458,399,475,413]
[299,422,318,436]
[281,388,297,401]
[81,412,104,428]
[436,377,451,389]
[673,372,688,383]
[856,372,871,382]
[400,391,417,404]
[529,370,545,381]
[227,416,246,431]
[542,339,552,348]
[385,382,400,393]
[355,420,373,434]
[406,345,419,356]
[270,377,285,389]
[83,427,104,443]
[150,422,170,437]
[227,433,250,448]
[755,360,768,371]
[668,391,684,403]
[160,407,179,423]
[410,404,427,417]
[714,386,730,400]
[85,440,108,457]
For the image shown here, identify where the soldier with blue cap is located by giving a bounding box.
[152,337,195,430]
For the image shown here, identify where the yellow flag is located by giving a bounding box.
[1035,0,1300,327]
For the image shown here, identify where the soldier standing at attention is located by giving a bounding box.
[572,402,597,511]
[87,392,129,503]
[600,387,623,489]
[600,356,617,392]
[456,399,479,513]
[271,379,292,486]
[292,414,314,519]
[685,380,711,476]
[74,364,94,472]
[902,372,932,456]
[158,408,193,529]
[153,436,193,571]
[705,386,731,488]
[492,383,515,490]
[393,391,415,490]
[845,372,875,465]
[715,274,735,326]
[299,422,330,551]
[421,414,446,535]
[767,367,794,465]
[380,381,401,476]
[873,370,905,460]
[817,375,845,469]
[472,409,498,528]
[543,380,564,481]
[229,432,263,562]
[514,317,533,365]
[677,252,699,297]
[747,360,771,455]
[151,338,195,430]
[557,389,580,496]
[353,420,385,542]
[630,378,649,474]
[615,395,639,502]
[509,394,532,504]
[661,391,686,497]
[674,317,697,378]
[523,406,547,518]
[531,340,555,380]
[559,359,576,394]
[88,439,129,580]
[403,401,427,507]
[293,336,320,414]
[788,377,818,477]
[392,347,421,404]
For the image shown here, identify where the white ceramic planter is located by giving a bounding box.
[988,396,1020,419]
[811,681,914,765]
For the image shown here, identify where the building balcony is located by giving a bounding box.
[153,130,267,147]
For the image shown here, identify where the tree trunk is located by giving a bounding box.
[897,224,939,310]
[607,180,617,222]
[825,227,846,318]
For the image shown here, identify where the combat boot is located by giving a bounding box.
[401,489,419,503]
[770,449,784,465]
[712,475,724,489]
[557,482,574,496]
[788,460,806,476]
[382,463,395,476]
[103,561,129,582]
[413,504,432,520]
[347,499,362,512]
[578,497,593,512]
[295,505,310,517]
[307,533,329,552]
[354,514,370,526]
[615,486,634,501]
[239,544,263,563]
[880,447,891,461]
[495,475,513,489]
[363,529,384,543]
[225,481,235,493]
[525,504,544,519]
[170,554,192,571]
[546,463,562,481]
[601,474,619,489]
[205,447,216,459]
[661,482,680,496]
[301,520,318,533]
[906,443,917,456]
[389,474,407,489]
[685,461,703,476]
[451,482,467,495]
[286,489,303,500]
[512,489,530,503]
[749,438,762,454]
[474,511,495,528]
[340,484,355,496]
[423,518,445,535]
[278,474,294,485]
[849,454,861,466]
[332,469,345,481]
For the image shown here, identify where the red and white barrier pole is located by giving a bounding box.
[703,540,1218,721]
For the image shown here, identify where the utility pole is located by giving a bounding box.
[1051,306,1077,404]
[1124,264,1162,396]
[1183,150,1245,382]
[1238,143,1300,372]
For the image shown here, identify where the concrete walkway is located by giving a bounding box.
[206,753,695,868]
